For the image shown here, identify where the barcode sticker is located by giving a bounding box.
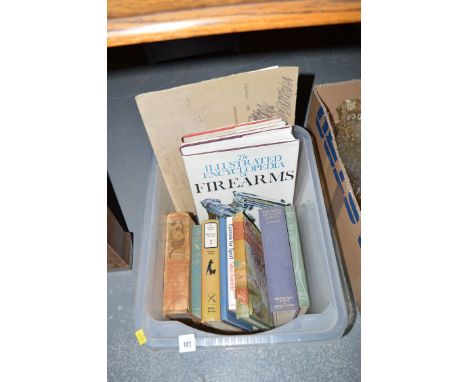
[135,329,147,346]
[178,333,196,353]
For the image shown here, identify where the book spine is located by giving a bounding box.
[219,218,228,320]
[190,225,202,320]
[259,207,299,315]
[163,213,193,319]
[201,219,221,323]
[218,216,254,332]
[243,217,272,329]
[232,213,270,330]
[285,206,310,315]
[232,213,250,320]
[226,216,237,312]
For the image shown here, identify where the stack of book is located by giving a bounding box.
[162,119,311,333]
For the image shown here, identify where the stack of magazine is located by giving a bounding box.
[162,118,311,333]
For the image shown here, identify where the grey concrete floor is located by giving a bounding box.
[108,33,361,382]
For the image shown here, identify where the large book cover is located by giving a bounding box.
[233,212,272,329]
[285,206,310,316]
[219,218,254,332]
[259,207,299,326]
[201,220,242,332]
[190,225,202,321]
[181,138,299,230]
[163,213,194,320]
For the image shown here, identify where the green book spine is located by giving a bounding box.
[285,206,310,315]
[191,225,202,320]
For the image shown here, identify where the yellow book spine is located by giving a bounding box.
[232,213,249,319]
[201,219,221,323]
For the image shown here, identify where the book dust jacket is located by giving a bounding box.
[182,141,299,229]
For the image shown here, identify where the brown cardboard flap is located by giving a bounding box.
[316,80,360,124]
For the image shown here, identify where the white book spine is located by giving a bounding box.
[226,216,236,312]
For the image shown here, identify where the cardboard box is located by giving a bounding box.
[305,80,361,309]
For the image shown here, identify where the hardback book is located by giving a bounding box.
[259,206,299,326]
[163,212,194,320]
[284,206,310,316]
[233,212,273,330]
[225,216,236,313]
[219,217,254,332]
[180,120,300,230]
[190,225,202,321]
[201,219,243,332]
[182,117,285,144]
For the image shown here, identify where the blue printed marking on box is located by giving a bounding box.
[316,105,360,246]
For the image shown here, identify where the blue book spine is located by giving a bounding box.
[259,207,299,316]
[190,225,202,320]
[220,218,254,332]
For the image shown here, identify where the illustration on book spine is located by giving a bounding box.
[201,220,220,323]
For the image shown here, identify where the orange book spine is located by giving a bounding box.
[163,212,193,319]
[232,213,250,318]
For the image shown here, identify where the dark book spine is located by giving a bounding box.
[259,207,299,315]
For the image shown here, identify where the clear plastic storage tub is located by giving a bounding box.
[134,126,349,350]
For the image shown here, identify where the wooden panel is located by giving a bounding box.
[108,0,361,47]
[109,0,272,18]
[107,207,133,271]
[108,243,131,270]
